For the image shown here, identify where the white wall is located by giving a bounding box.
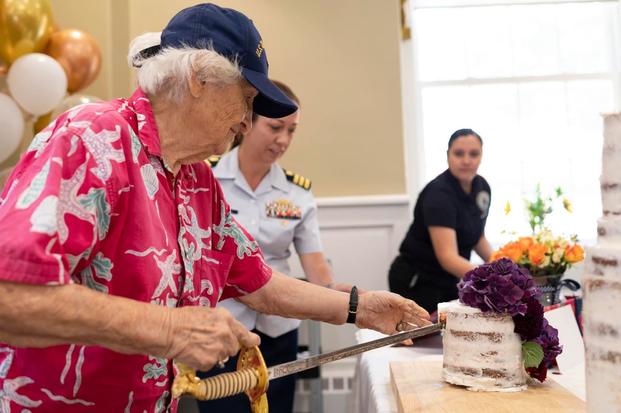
[293,194,412,352]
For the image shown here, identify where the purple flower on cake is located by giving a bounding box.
[526,322,561,383]
[458,258,538,316]
[534,319,562,363]
[513,298,544,341]
[509,266,541,300]
[526,363,548,382]
[457,258,562,382]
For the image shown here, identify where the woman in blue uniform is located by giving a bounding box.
[388,129,493,314]
[199,80,347,413]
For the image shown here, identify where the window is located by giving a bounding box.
[408,0,620,245]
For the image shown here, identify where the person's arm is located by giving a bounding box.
[428,226,476,278]
[0,281,259,371]
[237,271,431,334]
[299,252,352,293]
[474,234,493,262]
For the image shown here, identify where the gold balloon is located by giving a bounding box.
[0,166,14,192]
[0,0,55,63]
[33,110,51,134]
[46,29,101,93]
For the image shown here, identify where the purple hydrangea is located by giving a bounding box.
[534,318,563,364]
[458,258,563,382]
[526,319,563,382]
[513,298,544,341]
[526,363,548,382]
[458,258,539,316]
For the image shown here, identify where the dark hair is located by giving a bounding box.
[231,79,300,148]
[447,128,483,150]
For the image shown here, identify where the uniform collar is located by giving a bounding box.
[213,147,239,179]
[127,88,163,158]
[268,162,289,193]
[443,169,481,199]
[215,147,290,195]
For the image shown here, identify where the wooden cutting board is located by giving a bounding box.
[390,360,585,413]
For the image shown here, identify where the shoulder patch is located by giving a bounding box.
[283,168,312,190]
[205,155,221,168]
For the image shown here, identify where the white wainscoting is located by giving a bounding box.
[316,194,412,293]
[292,194,413,352]
[290,195,412,412]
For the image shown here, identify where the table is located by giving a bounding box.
[347,329,585,413]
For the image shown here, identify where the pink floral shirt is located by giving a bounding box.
[0,89,272,412]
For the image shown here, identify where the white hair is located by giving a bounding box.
[127,32,242,103]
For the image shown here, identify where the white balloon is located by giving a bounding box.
[52,94,102,118]
[0,93,25,163]
[7,53,68,116]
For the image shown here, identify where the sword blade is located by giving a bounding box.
[267,323,441,380]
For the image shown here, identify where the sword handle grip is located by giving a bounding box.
[172,366,259,400]
[172,347,269,413]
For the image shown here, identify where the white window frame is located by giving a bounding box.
[400,0,621,244]
[413,0,618,8]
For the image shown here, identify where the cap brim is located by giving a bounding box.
[241,68,298,118]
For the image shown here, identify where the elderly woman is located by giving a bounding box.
[0,4,429,412]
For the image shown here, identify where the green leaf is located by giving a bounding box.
[522,341,544,368]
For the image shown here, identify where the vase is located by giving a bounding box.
[532,274,581,307]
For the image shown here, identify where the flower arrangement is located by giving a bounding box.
[497,184,584,276]
[490,229,584,276]
[458,258,562,382]
[522,184,572,235]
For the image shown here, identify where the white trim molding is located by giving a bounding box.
[316,194,410,207]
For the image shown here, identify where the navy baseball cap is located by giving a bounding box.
[150,3,298,118]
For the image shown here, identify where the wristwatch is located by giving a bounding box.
[346,286,358,324]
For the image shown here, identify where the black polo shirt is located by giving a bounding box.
[399,169,491,288]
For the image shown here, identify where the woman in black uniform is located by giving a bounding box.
[389,129,493,314]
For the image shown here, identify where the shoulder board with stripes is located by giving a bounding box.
[283,168,312,190]
[205,155,221,168]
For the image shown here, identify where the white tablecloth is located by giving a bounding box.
[347,329,585,413]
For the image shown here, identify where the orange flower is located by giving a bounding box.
[498,242,523,263]
[528,243,548,265]
[565,244,585,264]
[490,249,504,261]
[517,237,534,253]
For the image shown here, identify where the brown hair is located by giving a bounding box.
[231,79,300,148]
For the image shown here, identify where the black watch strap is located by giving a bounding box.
[346,286,358,324]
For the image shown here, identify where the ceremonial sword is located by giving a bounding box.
[172,323,442,412]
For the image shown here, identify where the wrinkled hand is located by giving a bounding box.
[355,291,431,335]
[165,306,260,371]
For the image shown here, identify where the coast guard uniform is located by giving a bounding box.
[198,146,322,413]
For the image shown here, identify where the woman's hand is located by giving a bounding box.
[355,291,431,334]
[165,306,260,371]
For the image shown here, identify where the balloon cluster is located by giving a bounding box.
[0,0,102,165]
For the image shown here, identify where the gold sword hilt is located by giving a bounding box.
[172,346,269,413]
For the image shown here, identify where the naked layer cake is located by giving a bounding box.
[439,258,562,392]
[583,113,621,413]
[439,301,527,392]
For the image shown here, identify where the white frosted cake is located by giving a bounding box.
[438,301,527,392]
[583,112,621,413]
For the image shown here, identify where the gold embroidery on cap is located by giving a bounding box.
[256,40,264,58]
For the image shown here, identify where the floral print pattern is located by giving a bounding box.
[0,89,272,412]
